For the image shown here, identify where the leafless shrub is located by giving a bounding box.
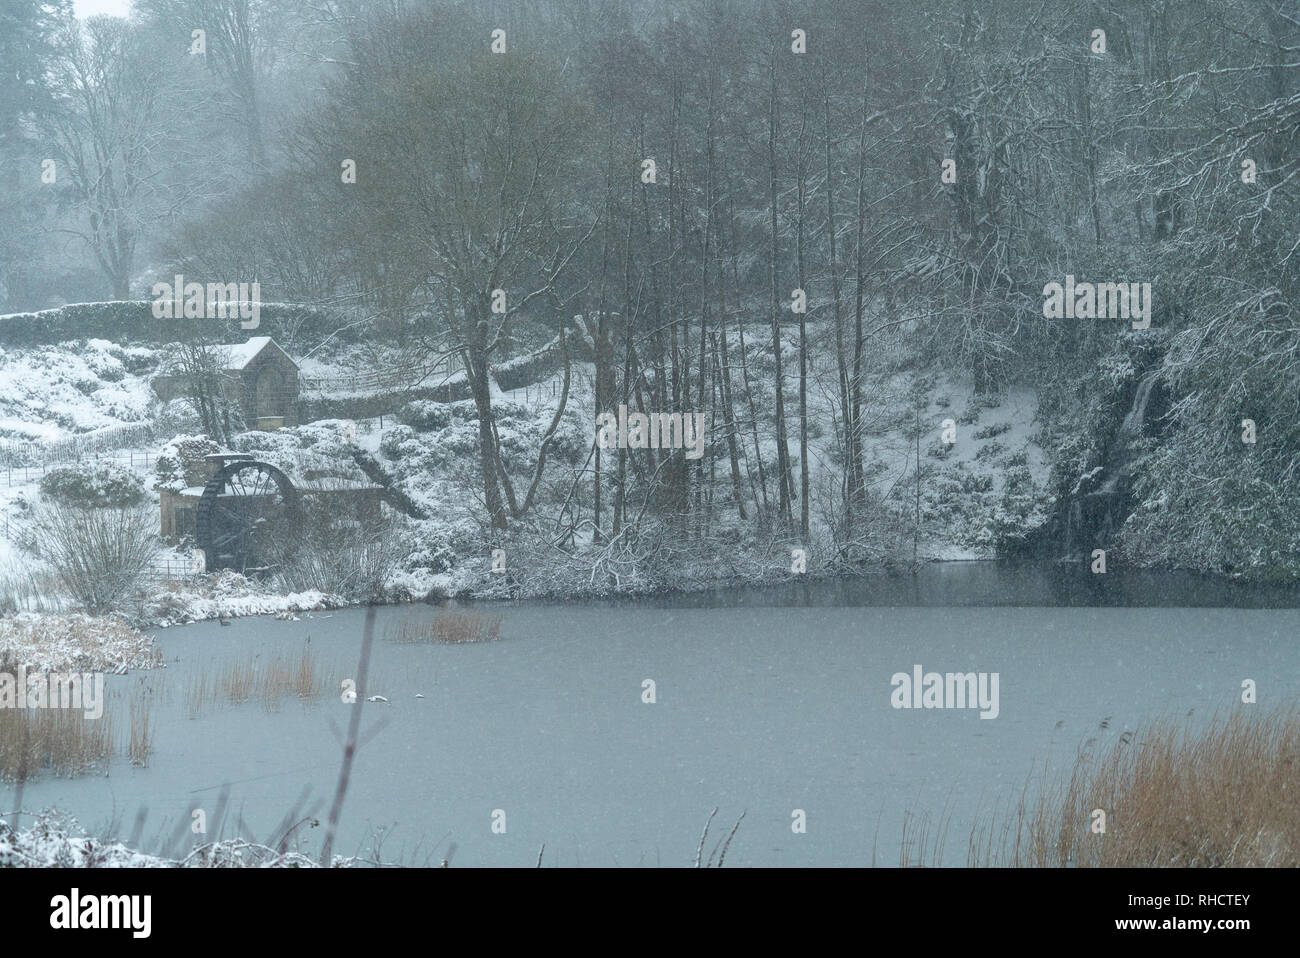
[26,502,159,614]
[274,513,405,602]
[0,568,68,615]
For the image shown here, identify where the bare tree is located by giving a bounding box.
[316,24,599,530]
[766,42,795,524]
[41,16,169,298]
[137,0,293,168]
[167,341,242,445]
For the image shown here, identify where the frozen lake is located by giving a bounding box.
[10,564,1300,866]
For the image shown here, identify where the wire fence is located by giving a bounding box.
[1,447,163,486]
[142,555,205,583]
[518,378,562,405]
[0,422,160,470]
[0,511,29,545]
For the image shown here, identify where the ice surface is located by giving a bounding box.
[9,600,1297,866]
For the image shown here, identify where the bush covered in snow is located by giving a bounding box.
[540,406,590,466]
[0,812,368,868]
[154,434,221,492]
[397,398,454,431]
[401,519,457,574]
[373,424,408,457]
[0,612,159,674]
[232,420,365,486]
[40,462,146,508]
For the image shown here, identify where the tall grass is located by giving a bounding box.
[0,568,68,614]
[968,709,1300,867]
[185,644,326,717]
[899,799,954,867]
[128,697,152,766]
[0,707,113,782]
[386,611,503,644]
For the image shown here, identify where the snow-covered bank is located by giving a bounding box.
[0,813,366,867]
[0,613,159,674]
[144,570,342,628]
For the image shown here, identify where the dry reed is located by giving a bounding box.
[128,696,152,766]
[0,706,113,782]
[386,611,503,645]
[185,644,326,716]
[968,709,1300,867]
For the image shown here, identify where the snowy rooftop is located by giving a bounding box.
[217,337,296,371]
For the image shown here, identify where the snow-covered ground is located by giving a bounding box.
[0,612,159,673]
[0,339,157,442]
[0,321,1054,622]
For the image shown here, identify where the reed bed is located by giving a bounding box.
[127,696,152,766]
[185,644,326,717]
[386,611,503,645]
[0,706,113,782]
[967,709,1300,867]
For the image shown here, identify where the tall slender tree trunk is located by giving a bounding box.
[849,70,871,511]
[463,297,506,531]
[730,192,768,514]
[823,74,853,536]
[714,244,747,520]
[795,109,810,542]
[590,120,618,544]
[614,210,636,536]
[767,46,794,523]
[695,74,716,532]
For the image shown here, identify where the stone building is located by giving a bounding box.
[222,337,300,429]
[152,336,300,430]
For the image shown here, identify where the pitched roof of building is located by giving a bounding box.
[215,336,297,371]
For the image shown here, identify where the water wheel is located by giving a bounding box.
[196,457,300,575]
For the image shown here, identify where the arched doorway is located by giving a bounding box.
[255,366,284,419]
